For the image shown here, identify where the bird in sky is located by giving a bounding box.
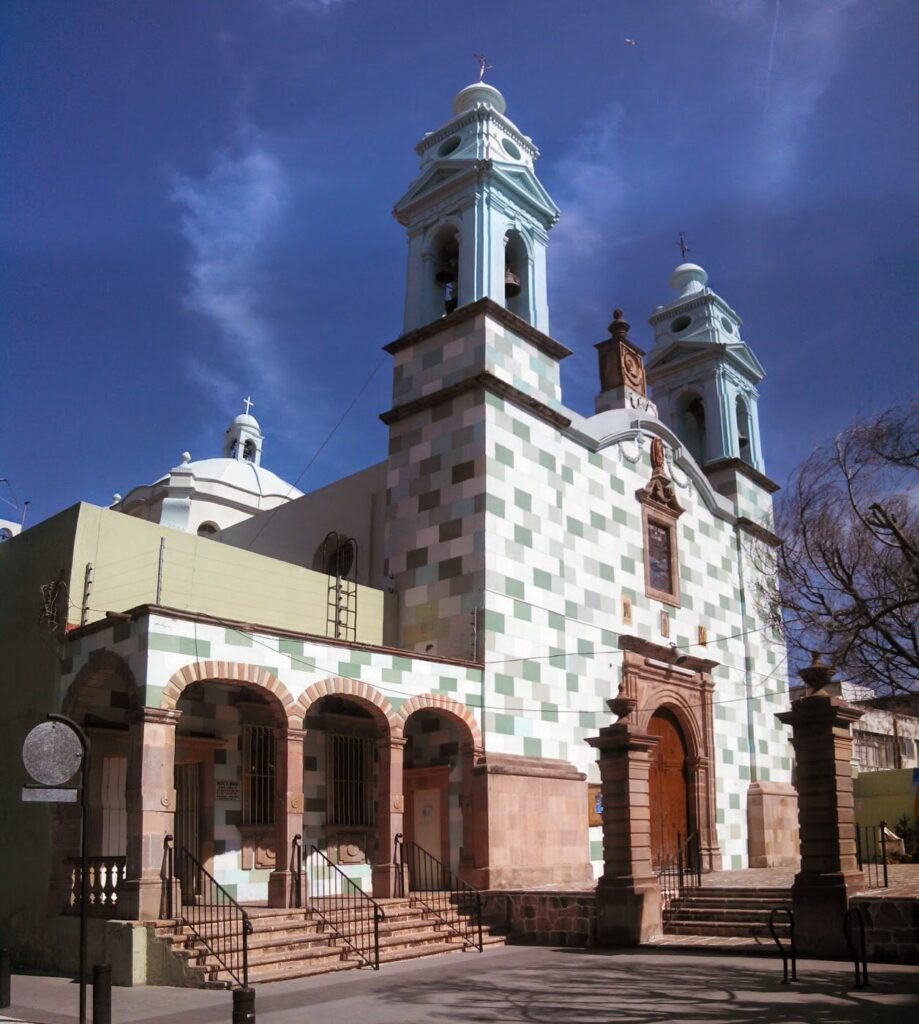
[625,38,637,46]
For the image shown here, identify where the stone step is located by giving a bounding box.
[690,888,792,899]
[665,907,790,922]
[664,920,789,938]
[669,898,791,912]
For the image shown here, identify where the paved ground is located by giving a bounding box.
[3,944,918,1024]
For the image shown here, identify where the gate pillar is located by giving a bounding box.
[121,707,181,921]
[776,658,864,958]
[587,718,662,945]
[268,726,306,908]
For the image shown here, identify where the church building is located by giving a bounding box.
[0,77,798,984]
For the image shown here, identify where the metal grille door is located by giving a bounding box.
[327,734,374,826]
[174,763,201,896]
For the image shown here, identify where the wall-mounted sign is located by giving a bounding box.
[22,720,83,786]
[215,780,240,802]
[588,784,603,827]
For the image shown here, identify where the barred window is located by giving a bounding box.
[326,733,375,827]
[853,730,896,771]
[242,724,275,826]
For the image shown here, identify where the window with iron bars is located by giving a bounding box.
[326,733,375,827]
[242,724,276,826]
[853,729,897,771]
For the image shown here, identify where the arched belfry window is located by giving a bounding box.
[677,393,707,466]
[504,229,530,323]
[736,396,753,465]
[427,226,460,320]
[242,439,256,463]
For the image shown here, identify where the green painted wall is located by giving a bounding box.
[854,768,919,829]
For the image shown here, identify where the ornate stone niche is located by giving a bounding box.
[636,438,684,607]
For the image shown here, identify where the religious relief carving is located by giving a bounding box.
[636,438,684,519]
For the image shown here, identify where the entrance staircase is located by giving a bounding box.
[152,897,505,987]
[656,885,793,950]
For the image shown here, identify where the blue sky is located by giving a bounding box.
[2,0,916,527]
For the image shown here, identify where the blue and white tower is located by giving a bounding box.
[646,263,767,476]
[393,81,559,333]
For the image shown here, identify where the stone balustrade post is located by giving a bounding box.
[373,736,406,897]
[776,659,864,957]
[122,707,181,921]
[587,718,662,945]
[268,726,305,908]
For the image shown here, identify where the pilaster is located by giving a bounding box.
[373,736,407,898]
[268,726,306,909]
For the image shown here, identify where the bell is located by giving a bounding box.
[435,267,456,285]
[504,270,521,297]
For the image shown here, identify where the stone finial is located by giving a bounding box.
[797,651,836,696]
[608,308,631,338]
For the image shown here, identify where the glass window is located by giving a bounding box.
[647,522,674,595]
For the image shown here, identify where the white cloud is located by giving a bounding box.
[713,0,860,195]
[171,142,289,408]
[268,0,346,12]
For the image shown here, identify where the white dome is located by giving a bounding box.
[166,457,302,500]
[669,263,708,298]
[453,82,507,115]
[229,412,260,431]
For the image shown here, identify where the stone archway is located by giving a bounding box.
[613,636,721,872]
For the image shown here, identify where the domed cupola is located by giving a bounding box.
[223,399,264,466]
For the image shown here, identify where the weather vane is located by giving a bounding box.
[677,232,691,260]
[243,395,254,415]
[474,53,493,83]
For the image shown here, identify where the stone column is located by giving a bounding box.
[373,735,406,898]
[587,717,662,945]
[457,742,481,883]
[776,660,864,958]
[268,726,305,908]
[122,707,181,921]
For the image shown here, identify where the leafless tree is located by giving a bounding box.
[762,397,918,694]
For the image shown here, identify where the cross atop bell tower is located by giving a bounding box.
[393,78,560,334]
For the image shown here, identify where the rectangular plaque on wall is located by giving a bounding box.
[587,784,603,827]
[215,780,240,802]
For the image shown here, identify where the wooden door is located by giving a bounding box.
[648,709,689,867]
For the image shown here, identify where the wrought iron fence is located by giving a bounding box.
[855,821,890,889]
[394,835,483,951]
[166,837,251,988]
[656,831,702,911]
[65,856,126,917]
[307,845,384,969]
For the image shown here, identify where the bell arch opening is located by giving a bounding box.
[425,225,461,322]
[504,229,531,323]
[676,392,707,466]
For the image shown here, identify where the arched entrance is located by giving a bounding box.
[648,707,690,867]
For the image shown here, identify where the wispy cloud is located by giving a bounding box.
[712,0,860,195]
[267,0,346,12]
[171,140,289,411]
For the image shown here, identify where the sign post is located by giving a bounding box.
[22,715,91,1024]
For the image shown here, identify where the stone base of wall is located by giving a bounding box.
[481,890,596,946]
[747,781,800,868]
[851,896,919,964]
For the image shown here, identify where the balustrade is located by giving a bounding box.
[65,856,126,916]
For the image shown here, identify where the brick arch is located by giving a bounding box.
[161,661,299,727]
[63,649,139,719]
[392,693,482,748]
[297,678,397,733]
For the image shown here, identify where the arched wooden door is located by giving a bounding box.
[648,708,689,867]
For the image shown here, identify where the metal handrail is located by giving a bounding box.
[308,845,384,970]
[769,906,796,983]
[656,831,702,911]
[844,907,870,989]
[291,834,303,909]
[394,834,483,952]
[855,821,890,889]
[166,836,251,988]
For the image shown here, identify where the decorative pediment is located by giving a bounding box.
[635,438,684,518]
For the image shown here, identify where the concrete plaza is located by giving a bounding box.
[3,944,918,1024]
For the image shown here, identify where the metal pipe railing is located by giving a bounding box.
[394,834,483,952]
[844,907,870,989]
[656,831,702,911]
[166,836,251,988]
[769,906,797,983]
[855,821,890,889]
[308,845,384,969]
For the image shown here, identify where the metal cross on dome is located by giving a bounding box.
[474,53,493,82]
[243,395,254,415]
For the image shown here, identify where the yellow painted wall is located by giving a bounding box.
[69,504,388,644]
[853,768,919,828]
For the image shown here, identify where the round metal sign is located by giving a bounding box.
[22,721,83,786]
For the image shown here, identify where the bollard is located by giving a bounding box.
[92,963,112,1024]
[0,948,10,1009]
[232,986,256,1024]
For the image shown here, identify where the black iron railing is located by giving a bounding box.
[769,906,797,983]
[844,906,870,989]
[855,821,890,889]
[656,831,702,911]
[165,836,251,988]
[307,845,383,969]
[394,834,483,951]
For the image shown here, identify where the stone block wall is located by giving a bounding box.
[851,896,919,964]
[481,890,596,946]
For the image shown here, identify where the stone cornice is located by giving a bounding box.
[380,369,571,430]
[384,297,572,361]
[736,515,782,548]
[618,634,719,675]
[705,457,781,494]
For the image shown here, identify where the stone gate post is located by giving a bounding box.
[268,726,305,908]
[776,658,864,958]
[373,735,406,897]
[587,715,662,945]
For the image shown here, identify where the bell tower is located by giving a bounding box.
[393,80,559,334]
[646,263,767,476]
